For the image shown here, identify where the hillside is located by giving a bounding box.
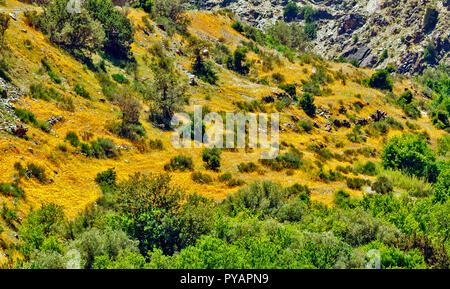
[0,0,448,269]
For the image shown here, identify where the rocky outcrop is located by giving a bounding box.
[191,0,450,75]
[0,77,25,134]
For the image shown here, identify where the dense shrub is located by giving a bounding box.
[381,134,438,182]
[367,69,393,91]
[231,21,245,33]
[398,90,413,105]
[278,83,296,97]
[85,0,134,59]
[74,84,91,99]
[304,22,317,40]
[237,162,258,173]
[266,21,309,52]
[95,168,117,194]
[192,48,218,85]
[0,12,10,43]
[371,176,394,194]
[423,7,439,33]
[40,0,105,59]
[0,182,25,198]
[260,153,302,171]
[299,93,316,117]
[202,148,221,171]
[283,2,299,22]
[164,155,193,171]
[146,45,187,128]
[191,172,213,184]
[297,120,313,133]
[226,47,250,75]
[14,108,37,125]
[112,74,130,84]
[346,178,368,190]
[423,42,438,64]
[29,84,61,101]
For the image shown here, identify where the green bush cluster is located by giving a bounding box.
[164,155,194,172]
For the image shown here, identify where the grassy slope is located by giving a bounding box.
[0,3,446,256]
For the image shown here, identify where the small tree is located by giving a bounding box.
[192,48,218,85]
[299,92,316,117]
[146,47,187,128]
[368,69,393,91]
[0,13,9,44]
[398,90,413,105]
[424,42,438,64]
[40,0,105,59]
[423,7,439,33]
[202,148,221,171]
[85,0,134,59]
[226,47,250,75]
[283,2,299,22]
[381,134,438,182]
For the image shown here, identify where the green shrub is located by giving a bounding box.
[65,132,81,147]
[14,108,37,125]
[283,2,299,22]
[30,84,61,101]
[278,83,296,97]
[367,69,393,91]
[297,120,313,133]
[299,92,316,117]
[430,110,449,129]
[334,190,352,207]
[398,90,413,105]
[202,148,221,171]
[433,167,449,203]
[0,12,9,43]
[232,21,245,33]
[0,182,25,198]
[95,168,117,194]
[237,162,258,173]
[85,0,134,59]
[227,178,245,187]
[226,47,250,75]
[192,48,218,85]
[437,135,450,156]
[74,84,91,99]
[1,204,18,226]
[304,22,317,40]
[149,139,164,150]
[371,176,393,194]
[402,103,421,119]
[347,126,367,143]
[423,7,439,33]
[112,74,130,84]
[377,168,434,198]
[355,161,377,176]
[424,42,438,64]
[218,173,232,182]
[261,153,302,171]
[95,138,119,159]
[191,172,213,184]
[346,178,367,190]
[24,163,48,184]
[318,169,344,183]
[164,155,194,172]
[381,134,438,182]
[37,120,50,133]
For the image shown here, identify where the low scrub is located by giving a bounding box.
[164,156,194,172]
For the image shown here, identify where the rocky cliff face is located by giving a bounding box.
[190,0,449,75]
